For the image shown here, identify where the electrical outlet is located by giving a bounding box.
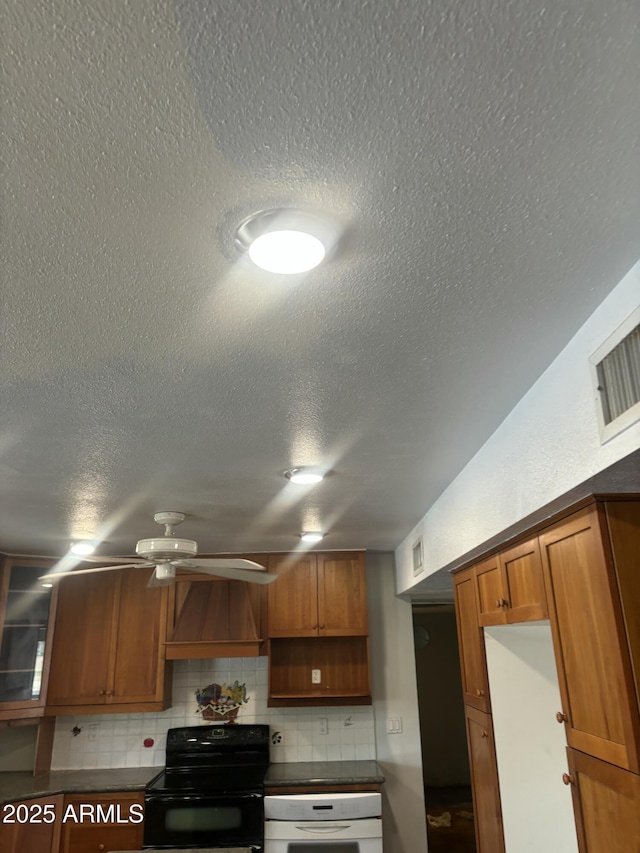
[88,724,98,742]
[311,668,322,684]
[318,717,328,735]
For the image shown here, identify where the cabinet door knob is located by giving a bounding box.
[495,599,501,608]
[481,730,488,738]
[319,624,325,629]
[562,773,574,786]
[475,688,485,697]
[556,711,568,723]
[99,689,107,696]
[98,845,105,851]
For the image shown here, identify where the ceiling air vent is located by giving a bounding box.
[589,307,640,443]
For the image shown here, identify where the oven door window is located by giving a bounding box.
[144,793,263,847]
[165,803,242,832]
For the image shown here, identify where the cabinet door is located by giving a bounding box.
[474,556,507,626]
[540,505,640,772]
[46,573,116,706]
[566,748,640,853]
[501,537,548,623]
[0,558,57,719]
[453,570,490,711]
[267,555,318,637]
[464,706,505,853]
[0,794,62,852]
[317,553,368,636]
[605,501,640,709]
[59,793,144,853]
[109,568,169,704]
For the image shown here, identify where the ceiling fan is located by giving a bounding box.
[40,512,277,588]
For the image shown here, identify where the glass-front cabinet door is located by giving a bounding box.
[0,558,56,718]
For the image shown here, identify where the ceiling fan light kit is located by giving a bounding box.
[235,208,340,274]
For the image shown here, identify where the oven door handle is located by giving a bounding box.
[295,824,352,833]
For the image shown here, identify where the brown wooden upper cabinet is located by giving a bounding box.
[453,568,491,712]
[267,552,368,638]
[46,567,171,715]
[475,538,548,626]
[540,502,640,773]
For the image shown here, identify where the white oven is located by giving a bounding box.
[264,792,383,853]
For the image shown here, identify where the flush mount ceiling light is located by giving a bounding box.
[301,531,324,543]
[70,541,96,556]
[284,467,325,485]
[236,209,340,274]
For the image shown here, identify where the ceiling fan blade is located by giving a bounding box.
[39,563,147,581]
[70,555,147,564]
[182,558,267,571]
[179,564,276,584]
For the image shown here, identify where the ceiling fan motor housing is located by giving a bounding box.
[135,538,198,561]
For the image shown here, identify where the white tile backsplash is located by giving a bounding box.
[51,657,376,769]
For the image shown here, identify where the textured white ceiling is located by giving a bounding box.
[1,0,639,559]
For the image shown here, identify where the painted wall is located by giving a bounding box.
[395,258,640,593]
[50,656,375,770]
[413,607,470,787]
[485,623,578,853]
[367,552,428,853]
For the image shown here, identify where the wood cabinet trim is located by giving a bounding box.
[450,493,640,577]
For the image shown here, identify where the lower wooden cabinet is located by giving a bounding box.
[59,792,144,853]
[566,748,640,853]
[464,705,505,853]
[0,794,63,853]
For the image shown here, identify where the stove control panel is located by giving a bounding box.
[166,724,270,749]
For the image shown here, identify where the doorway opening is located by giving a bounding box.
[412,603,476,853]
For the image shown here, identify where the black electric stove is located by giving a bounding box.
[144,724,270,850]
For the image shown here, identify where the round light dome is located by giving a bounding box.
[70,541,96,556]
[249,230,326,274]
[285,467,325,485]
[301,531,324,543]
[236,209,340,275]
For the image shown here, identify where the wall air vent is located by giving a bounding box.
[589,306,640,443]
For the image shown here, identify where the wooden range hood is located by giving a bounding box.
[164,576,264,660]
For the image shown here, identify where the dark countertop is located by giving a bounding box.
[264,760,384,787]
[0,766,161,805]
[0,760,383,805]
